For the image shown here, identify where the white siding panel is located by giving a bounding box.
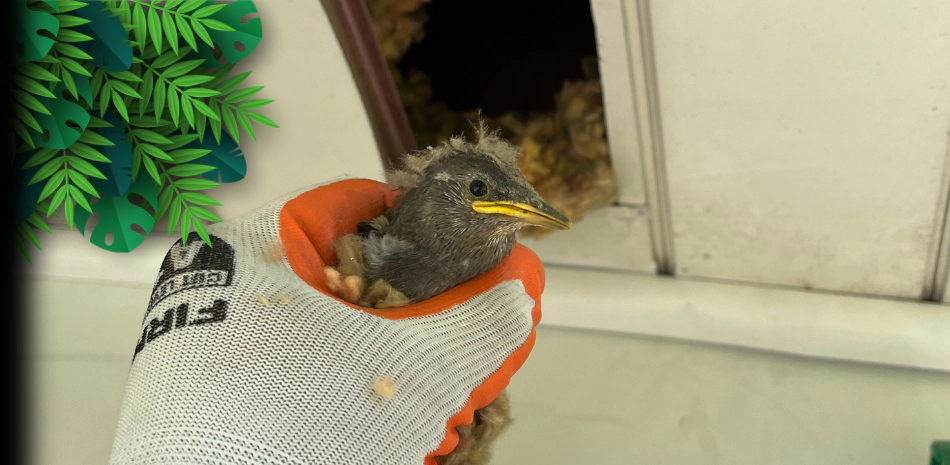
[649,0,950,298]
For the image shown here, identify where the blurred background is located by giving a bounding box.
[23,0,950,464]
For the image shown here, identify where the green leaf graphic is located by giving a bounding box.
[75,175,157,253]
[75,2,133,71]
[90,112,134,197]
[193,0,262,68]
[14,3,60,62]
[189,130,245,183]
[30,82,91,149]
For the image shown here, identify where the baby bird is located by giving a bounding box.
[324,123,570,465]
[326,122,571,308]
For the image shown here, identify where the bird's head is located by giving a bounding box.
[387,123,572,243]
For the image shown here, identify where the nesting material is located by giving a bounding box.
[362,279,411,309]
[435,391,513,465]
[395,77,620,235]
[372,376,397,400]
[365,1,618,237]
[266,242,285,263]
[394,69,473,149]
[364,0,431,62]
[334,233,366,277]
[325,228,411,308]
[493,80,618,238]
[365,0,470,148]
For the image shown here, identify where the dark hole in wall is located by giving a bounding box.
[397,0,599,116]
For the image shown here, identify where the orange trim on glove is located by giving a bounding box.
[279,179,544,464]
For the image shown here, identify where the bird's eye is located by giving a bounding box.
[469,179,489,197]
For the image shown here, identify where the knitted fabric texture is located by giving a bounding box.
[109,179,543,464]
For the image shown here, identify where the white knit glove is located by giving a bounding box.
[109,179,545,465]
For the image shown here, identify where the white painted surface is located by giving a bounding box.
[519,205,655,273]
[589,0,647,205]
[541,266,950,373]
[612,0,678,271]
[924,156,950,300]
[495,326,950,465]
[20,224,178,286]
[208,0,385,219]
[646,0,950,298]
[27,278,148,465]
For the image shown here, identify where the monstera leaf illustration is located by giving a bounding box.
[193,0,262,68]
[75,175,157,252]
[74,1,133,72]
[90,112,134,197]
[29,81,92,150]
[14,2,59,62]
[191,131,246,183]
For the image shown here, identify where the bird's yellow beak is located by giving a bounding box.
[472,201,572,230]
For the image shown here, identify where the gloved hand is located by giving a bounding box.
[109,179,545,465]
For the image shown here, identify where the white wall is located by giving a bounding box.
[647,0,950,299]
[209,0,385,220]
[495,326,950,465]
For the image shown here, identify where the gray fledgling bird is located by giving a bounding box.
[326,123,571,309]
[323,124,571,465]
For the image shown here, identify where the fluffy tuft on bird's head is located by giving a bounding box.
[386,119,521,190]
